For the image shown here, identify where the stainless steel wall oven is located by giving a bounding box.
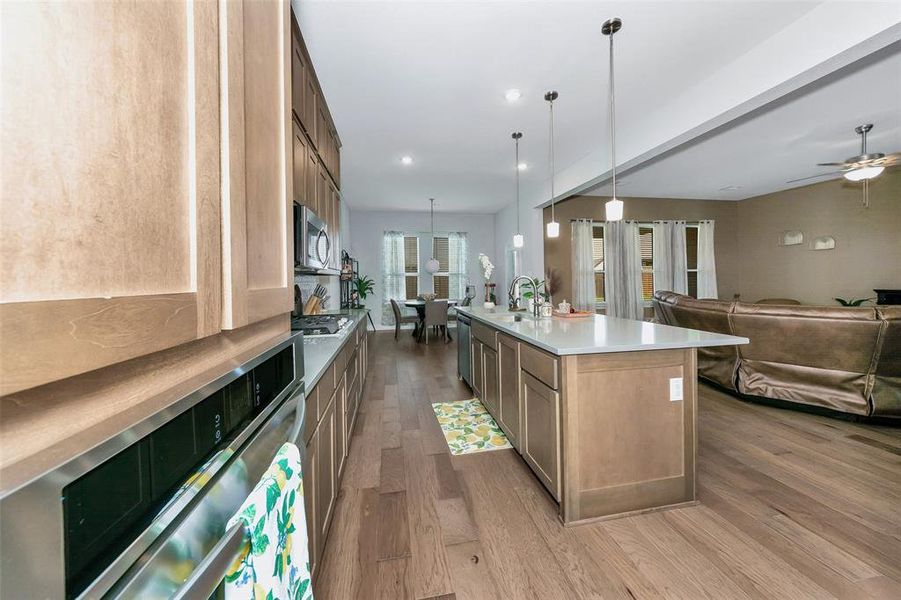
[0,334,306,600]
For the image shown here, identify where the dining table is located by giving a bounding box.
[404,299,459,342]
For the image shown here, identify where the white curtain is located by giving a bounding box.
[697,220,718,299]
[652,220,687,295]
[571,219,596,311]
[382,231,406,325]
[605,220,645,320]
[447,232,468,300]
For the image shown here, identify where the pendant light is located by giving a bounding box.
[512,132,524,248]
[602,17,624,222]
[545,91,560,238]
[425,198,440,273]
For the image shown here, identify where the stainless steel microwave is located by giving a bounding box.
[294,203,333,273]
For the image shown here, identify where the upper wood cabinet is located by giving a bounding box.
[290,15,341,190]
[293,122,309,205]
[0,1,222,395]
[221,0,294,329]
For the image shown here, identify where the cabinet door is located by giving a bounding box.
[329,184,341,268]
[290,28,306,124]
[305,150,319,214]
[221,0,293,329]
[482,346,499,416]
[293,122,308,205]
[304,72,318,147]
[498,334,521,449]
[0,1,221,395]
[334,372,347,479]
[471,340,483,397]
[303,428,318,575]
[316,396,336,554]
[522,371,561,500]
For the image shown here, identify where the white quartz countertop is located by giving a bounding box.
[456,306,748,356]
[301,309,370,390]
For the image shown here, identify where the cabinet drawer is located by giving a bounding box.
[472,320,497,350]
[520,342,559,390]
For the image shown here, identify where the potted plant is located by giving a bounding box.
[353,275,374,307]
[478,254,496,307]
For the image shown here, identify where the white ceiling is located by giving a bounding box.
[294,1,901,212]
[582,42,901,200]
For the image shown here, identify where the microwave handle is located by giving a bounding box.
[315,229,331,265]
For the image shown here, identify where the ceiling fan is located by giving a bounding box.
[787,123,900,208]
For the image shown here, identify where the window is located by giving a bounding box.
[686,225,699,298]
[404,235,419,299]
[431,233,467,299]
[639,226,654,301]
[592,225,605,302]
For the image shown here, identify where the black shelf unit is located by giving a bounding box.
[339,250,358,309]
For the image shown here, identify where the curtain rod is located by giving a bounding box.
[568,219,712,225]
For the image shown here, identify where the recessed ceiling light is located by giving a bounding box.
[504,89,522,102]
[400,156,413,165]
[517,162,528,171]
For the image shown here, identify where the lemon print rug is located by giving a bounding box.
[431,398,512,455]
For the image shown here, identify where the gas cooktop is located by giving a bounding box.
[291,314,350,336]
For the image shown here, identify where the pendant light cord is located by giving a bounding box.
[515,135,521,233]
[609,30,617,201]
[549,97,556,223]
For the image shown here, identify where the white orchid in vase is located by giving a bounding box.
[477,253,497,308]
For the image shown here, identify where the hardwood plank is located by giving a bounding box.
[380,447,406,493]
[378,557,412,600]
[377,491,411,560]
[432,453,462,500]
[435,497,478,546]
[444,541,504,600]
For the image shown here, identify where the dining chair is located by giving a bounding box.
[391,299,420,341]
[423,299,449,344]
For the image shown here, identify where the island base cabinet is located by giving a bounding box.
[560,349,697,524]
[481,346,499,415]
[471,339,483,398]
[497,333,521,449]
[521,371,561,501]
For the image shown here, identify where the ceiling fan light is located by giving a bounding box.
[605,197,623,222]
[425,257,440,273]
[513,233,524,248]
[844,166,884,182]
[546,220,560,238]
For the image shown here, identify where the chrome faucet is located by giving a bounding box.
[508,275,543,317]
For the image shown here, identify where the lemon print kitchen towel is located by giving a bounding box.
[224,442,313,600]
[431,398,512,455]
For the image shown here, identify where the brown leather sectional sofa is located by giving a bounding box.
[653,291,901,418]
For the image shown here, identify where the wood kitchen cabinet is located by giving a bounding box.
[293,122,310,205]
[333,373,347,479]
[316,392,337,556]
[471,339,483,397]
[303,429,319,574]
[497,333,522,448]
[521,371,561,501]
[482,346,499,416]
[220,0,294,330]
[0,1,222,395]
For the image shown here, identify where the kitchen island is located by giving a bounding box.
[456,306,748,525]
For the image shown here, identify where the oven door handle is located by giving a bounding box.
[171,522,248,600]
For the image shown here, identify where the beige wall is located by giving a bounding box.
[543,196,741,304]
[543,168,900,307]
[735,168,901,305]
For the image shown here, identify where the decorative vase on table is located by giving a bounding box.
[484,283,497,309]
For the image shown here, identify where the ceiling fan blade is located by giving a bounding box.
[869,152,901,167]
[786,172,842,184]
[815,162,849,167]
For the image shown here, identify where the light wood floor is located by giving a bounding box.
[316,330,901,599]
